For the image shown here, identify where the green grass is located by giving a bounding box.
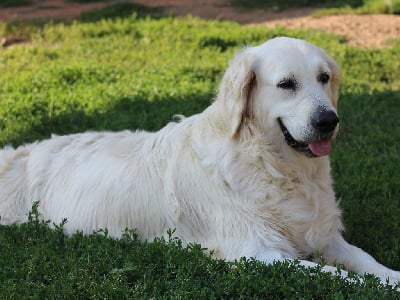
[0,8,400,298]
[0,0,33,8]
[0,205,397,298]
[314,0,400,16]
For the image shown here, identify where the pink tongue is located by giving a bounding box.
[309,140,332,157]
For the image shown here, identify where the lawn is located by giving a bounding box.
[0,3,400,298]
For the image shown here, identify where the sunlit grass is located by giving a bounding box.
[0,9,400,298]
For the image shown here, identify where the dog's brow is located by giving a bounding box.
[277,78,297,90]
[276,73,298,91]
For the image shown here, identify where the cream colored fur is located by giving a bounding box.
[0,37,399,285]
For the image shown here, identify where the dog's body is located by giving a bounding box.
[0,37,399,285]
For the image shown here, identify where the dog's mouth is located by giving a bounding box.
[278,119,332,158]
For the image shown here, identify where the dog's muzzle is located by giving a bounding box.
[278,110,339,158]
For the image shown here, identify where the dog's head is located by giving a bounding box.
[218,37,341,158]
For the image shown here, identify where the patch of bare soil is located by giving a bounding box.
[0,0,106,22]
[256,14,400,48]
[0,0,399,48]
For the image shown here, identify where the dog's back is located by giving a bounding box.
[0,121,191,238]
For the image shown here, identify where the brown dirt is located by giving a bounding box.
[256,14,400,48]
[0,0,399,48]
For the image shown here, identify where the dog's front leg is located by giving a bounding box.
[323,234,400,286]
[254,250,349,279]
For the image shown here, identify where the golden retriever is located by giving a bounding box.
[0,37,399,285]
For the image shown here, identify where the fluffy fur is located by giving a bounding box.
[0,37,399,285]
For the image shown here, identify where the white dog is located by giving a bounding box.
[0,37,399,285]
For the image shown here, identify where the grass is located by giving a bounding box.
[2,206,395,298]
[0,0,33,8]
[0,5,400,298]
[314,0,400,16]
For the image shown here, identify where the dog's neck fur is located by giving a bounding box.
[192,102,341,255]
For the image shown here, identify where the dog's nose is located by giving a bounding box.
[311,110,339,133]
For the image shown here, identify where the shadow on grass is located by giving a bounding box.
[330,89,400,269]
[0,0,33,8]
[2,86,400,271]
[3,90,213,147]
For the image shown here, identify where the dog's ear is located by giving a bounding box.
[217,48,257,139]
[322,51,341,108]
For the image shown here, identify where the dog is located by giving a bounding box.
[0,37,399,285]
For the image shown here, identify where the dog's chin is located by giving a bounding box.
[278,119,332,158]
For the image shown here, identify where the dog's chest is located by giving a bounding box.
[269,174,342,255]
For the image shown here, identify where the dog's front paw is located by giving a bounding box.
[377,270,400,287]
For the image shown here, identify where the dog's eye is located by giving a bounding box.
[318,72,330,84]
[277,78,297,91]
